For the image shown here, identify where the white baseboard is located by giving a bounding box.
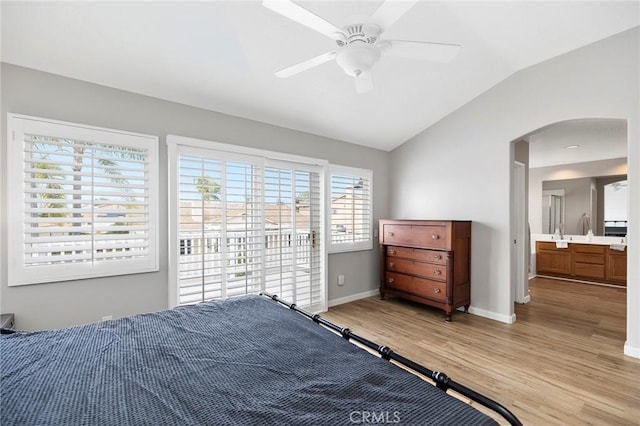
[468,306,516,324]
[330,292,518,325]
[329,289,379,308]
[624,341,640,359]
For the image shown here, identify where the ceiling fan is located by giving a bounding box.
[262,0,460,93]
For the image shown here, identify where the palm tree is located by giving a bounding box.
[32,161,66,218]
[30,137,145,233]
[195,176,221,201]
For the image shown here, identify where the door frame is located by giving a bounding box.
[513,161,530,304]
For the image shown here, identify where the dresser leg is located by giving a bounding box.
[464,304,470,313]
[380,289,386,300]
[445,309,452,322]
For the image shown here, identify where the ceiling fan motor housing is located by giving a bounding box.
[334,23,382,77]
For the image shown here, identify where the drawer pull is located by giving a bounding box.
[387,232,394,237]
[433,269,442,275]
[433,288,441,294]
[389,249,396,255]
[431,234,440,240]
[389,262,395,268]
[433,254,441,260]
[388,278,394,283]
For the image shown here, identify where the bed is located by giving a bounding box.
[0,293,521,425]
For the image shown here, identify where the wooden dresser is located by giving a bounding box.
[379,220,471,321]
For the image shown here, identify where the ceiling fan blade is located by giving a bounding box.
[275,51,337,78]
[262,0,344,40]
[355,70,374,94]
[371,0,419,30]
[382,40,460,63]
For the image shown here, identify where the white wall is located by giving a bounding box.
[0,63,389,330]
[530,157,627,234]
[389,28,639,357]
[604,181,628,222]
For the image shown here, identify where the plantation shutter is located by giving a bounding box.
[8,114,159,286]
[263,163,323,308]
[329,166,373,252]
[177,153,264,304]
[172,143,324,311]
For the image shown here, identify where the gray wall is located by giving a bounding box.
[0,63,389,330]
[389,28,639,355]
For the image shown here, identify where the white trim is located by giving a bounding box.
[7,113,159,286]
[328,289,379,308]
[167,134,328,312]
[513,160,528,306]
[534,274,626,289]
[468,306,516,324]
[166,134,328,167]
[167,141,179,308]
[8,113,157,140]
[327,164,373,254]
[624,341,640,359]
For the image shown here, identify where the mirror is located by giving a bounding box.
[603,179,628,236]
[541,190,565,234]
[542,175,627,236]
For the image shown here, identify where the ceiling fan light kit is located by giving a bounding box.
[335,42,381,78]
[263,0,460,94]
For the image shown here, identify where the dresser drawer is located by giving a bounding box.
[385,272,448,302]
[386,246,447,264]
[381,224,448,250]
[387,257,447,282]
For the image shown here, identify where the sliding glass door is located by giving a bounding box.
[170,143,324,311]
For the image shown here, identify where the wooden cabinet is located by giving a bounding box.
[379,220,471,321]
[608,248,627,284]
[535,241,626,286]
[536,242,572,275]
[573,244,606,280]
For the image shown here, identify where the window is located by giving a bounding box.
[167,135,326,312]
[7,114,159,286]
[329,165,373,253]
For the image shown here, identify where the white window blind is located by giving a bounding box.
[7,114,159,286]
[168,136,326,312]
[329,165,373,253]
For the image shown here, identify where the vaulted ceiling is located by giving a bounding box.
[2,1,638,152]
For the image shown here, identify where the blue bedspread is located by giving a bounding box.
[0,295,497,425]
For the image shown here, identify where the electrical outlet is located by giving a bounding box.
[101,315,113,321]
[337,275,345,286]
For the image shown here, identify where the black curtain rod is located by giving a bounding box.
[260,292,523,426]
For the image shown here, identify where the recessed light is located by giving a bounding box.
[564,144,579,149]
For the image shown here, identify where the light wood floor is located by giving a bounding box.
[323,277,640,425]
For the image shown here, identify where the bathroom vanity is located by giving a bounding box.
[535,240,627,286]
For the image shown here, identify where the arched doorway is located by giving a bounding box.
[510,118,629,343]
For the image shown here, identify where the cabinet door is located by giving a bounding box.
[537,249,572,275]
[608,252,627,284]
[574,262,605,280]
